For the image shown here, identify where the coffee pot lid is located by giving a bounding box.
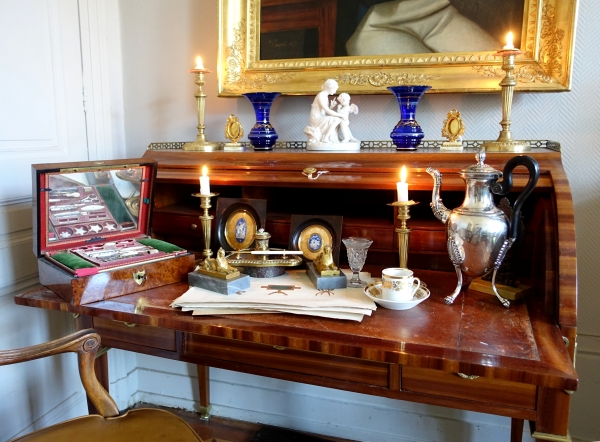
[461,150,502,179]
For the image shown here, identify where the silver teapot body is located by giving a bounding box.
[427,151,539,307]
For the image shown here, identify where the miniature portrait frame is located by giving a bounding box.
[288,215,343,264]
[215,198,267,251]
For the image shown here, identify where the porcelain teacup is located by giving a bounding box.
[381,268,421,302]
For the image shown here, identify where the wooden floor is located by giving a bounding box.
[134,403,355,442]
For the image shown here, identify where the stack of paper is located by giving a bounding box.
[171,270,377,321]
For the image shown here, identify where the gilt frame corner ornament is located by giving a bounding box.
[218,0,578,96]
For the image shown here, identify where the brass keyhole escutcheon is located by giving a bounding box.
[133,270,147,286]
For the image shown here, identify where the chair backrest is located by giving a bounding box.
[0,329,119,417]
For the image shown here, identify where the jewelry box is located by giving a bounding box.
[32,158,195,305]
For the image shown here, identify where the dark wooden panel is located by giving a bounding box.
[402,366,537,410]
[93,317,177,351]
[185,334,391,388]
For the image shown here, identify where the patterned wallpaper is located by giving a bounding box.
[121,0,598,336]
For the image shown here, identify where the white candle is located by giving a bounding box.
[503,32,515,50]
[200,165,210,195]
[195,56,204,69]
[397,166,409,202]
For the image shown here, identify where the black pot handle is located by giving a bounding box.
[491,155,540,240]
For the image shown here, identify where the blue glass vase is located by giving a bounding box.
[243,92,281,150]
[388,85,431,150]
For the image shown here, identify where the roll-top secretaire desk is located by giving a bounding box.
[16,145,578,442]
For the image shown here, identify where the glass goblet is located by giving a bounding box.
[342,237,373,287]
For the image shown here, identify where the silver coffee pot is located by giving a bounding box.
[426,151,539,307]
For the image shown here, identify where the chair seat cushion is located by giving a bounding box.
[12,408,203,442]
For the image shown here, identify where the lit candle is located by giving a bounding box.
[397,166,408,202]
[503,32,515,50]
[200,165,210,195]
[195,56,204,69]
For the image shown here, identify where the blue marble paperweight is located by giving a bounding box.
[306,262,348,290]
[188,271,250,295]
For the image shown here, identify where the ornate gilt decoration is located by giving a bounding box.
[473,2,565,84]
[223,20,297,92]
[441,109,465,143]
[335,72,438,87]
[224,114,244,143]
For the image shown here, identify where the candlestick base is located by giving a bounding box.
[183,140,221,151]
[482,140,530,152]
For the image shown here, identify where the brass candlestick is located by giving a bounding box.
[193,192,219,259]
[184,68,220,151]
[388,200,419,269]
[482,49,529,152]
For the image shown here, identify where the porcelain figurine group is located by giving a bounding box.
[304,79,360,151]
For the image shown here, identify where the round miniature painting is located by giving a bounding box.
[224,210,257,250]
[308,233,322,252]
[297,225,333,261]
[235,218,247,243]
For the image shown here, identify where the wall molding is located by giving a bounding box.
[79,0,126,161]
[0,277,40,307]
[132,363,533,442]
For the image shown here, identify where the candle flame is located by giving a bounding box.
[202,165,208,177]
[195,56,204,69]
[400,166,407,183]
[503,32,514,49]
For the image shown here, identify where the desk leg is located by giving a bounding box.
[510,418,524,442]
[198,365,211,420]
[530,388,572,441]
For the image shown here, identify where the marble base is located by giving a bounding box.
[306,262,348,289]
[440,141,463,150]
[188,271,250,295]
[307,141,360,151]
[223,142,245,151]
[243,266,286,278]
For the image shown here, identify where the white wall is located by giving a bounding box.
[118,1,600,441]
[0,1,128,440]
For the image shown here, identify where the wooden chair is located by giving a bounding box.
[1,329,203,442]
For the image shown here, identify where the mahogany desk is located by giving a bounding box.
[18,147,578,441]
[16,269,576,442]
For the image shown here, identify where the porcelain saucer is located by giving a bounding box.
[364,283,430,310]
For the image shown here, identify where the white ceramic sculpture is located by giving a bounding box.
[304,79,360,151]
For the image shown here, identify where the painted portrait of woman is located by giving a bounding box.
[260,0,524,59]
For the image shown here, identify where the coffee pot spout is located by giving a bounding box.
[426,167,451,224]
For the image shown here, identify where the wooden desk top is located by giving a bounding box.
[15,269,577,391]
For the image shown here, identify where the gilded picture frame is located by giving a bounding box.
[218,0,578,95]
[215,198,267,251]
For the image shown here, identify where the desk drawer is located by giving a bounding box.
[402,366,537,410]
[185,334,390,387]
[93,317,177,351]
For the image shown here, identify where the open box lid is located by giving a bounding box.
[32,159,157,257]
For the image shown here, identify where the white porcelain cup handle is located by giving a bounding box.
[411,277,421,296]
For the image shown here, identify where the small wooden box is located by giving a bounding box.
[32,158,195,305]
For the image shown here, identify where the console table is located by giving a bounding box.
[16,146,577,442]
